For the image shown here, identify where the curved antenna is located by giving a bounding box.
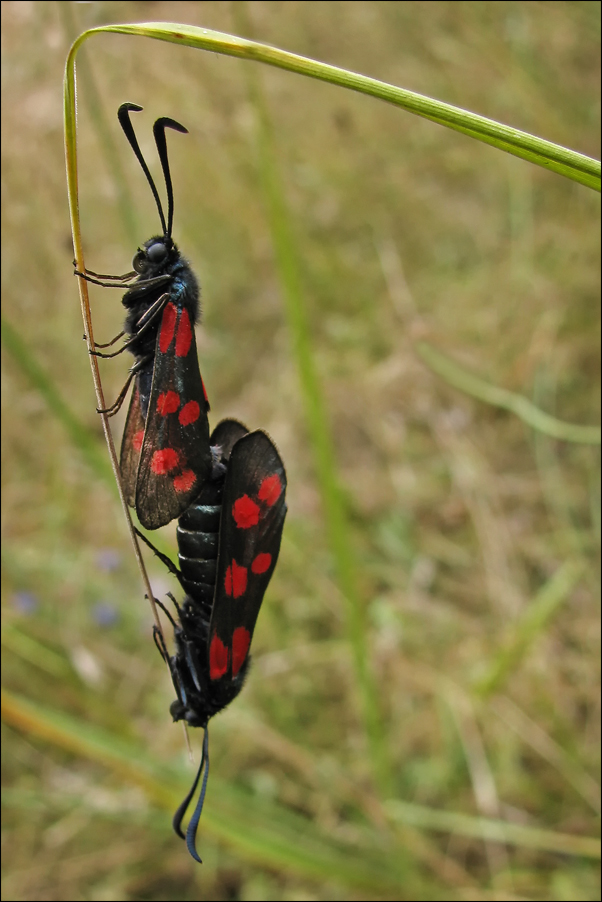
[118,102,167,236]
[172,727,209,864]
[185,727,209,863]
[153,116,188,239]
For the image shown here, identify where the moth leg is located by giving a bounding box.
[166,591,184,618]
[96,355,151,416]
[134,527,183,583]
[93,330,126,350]
[90,292,170,359]
[96,371,135,417]
[121,273,172,298]
[153,623,170,661]
[74,268,137,287]
[154,595,179,631]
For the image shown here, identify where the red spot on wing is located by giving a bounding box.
[173,469,196,493]
[232,495,260,529]
[156,390,180,415]
[179,400,200,426]
[159,302,177,353]
[251,552,272,575]
[209,634,229,680]
[232,627,251,676]
[175,308,193,357]
[258,474,282,507]
[225,559,247,598]
[151,448,179,475]
[133,430,144,453]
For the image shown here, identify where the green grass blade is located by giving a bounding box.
[58,2,138,243]
[65,22,600,191]
[236,15,392,794]
[386,799,600,859]
[2,316,114,485]
[1,689,413,895]
[472,560,584,699]
[1,625,73,680]
[417,342,601,445]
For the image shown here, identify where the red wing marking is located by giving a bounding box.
[232,495,260,529]
[173,469,196,493]
[151,448,180,475]
[133,429,145,453]
[157,390,180,415]
[159,302,177,353]
[232,627,251,676]
[209,634,229,680]
[209,431,287,684]
[258,473,283,506]
[251,552,272,575]
[179,400,200,426]
[175,308,193,357]
[225,560,248,598]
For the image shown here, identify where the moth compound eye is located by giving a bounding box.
[132,250,147,273]
[147,241,168,263]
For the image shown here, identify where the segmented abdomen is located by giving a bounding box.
[176,474,224,624]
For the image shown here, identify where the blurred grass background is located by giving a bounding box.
[2,1,600,899]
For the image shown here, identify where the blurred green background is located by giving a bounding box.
[2,2,600,899]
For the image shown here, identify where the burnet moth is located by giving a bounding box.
[77,103,211,530]
[138,419,287,862]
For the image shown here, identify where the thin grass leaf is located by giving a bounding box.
[386,800,600,860]
[532,365,591,559]
[417,342,601,445]
[491,696,602,817]
[58,2,138,244]
[473,560,584,699]
[65,22,600,191]
[1,625,73,680]
[235,16,392,795]
[1,316,114,485]
[1,689,417,897]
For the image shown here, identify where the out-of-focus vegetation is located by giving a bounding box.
[2,2,600,899]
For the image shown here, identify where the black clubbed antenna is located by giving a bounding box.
[118,102,167,236]
[153,116,188,239]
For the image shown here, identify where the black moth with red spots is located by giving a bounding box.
[77,103,212,529]
[138,419,287,862]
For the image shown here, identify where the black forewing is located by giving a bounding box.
[119,386,145,508]
[135,302,212,529]
[209,431,287,682]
